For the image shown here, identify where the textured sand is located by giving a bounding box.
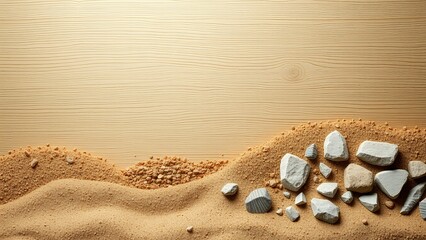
[0,120,425,239]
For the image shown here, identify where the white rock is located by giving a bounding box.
[276,208,283,216]
[419,198,426,220]
[245,188,272,213]
[344,163,373,193]
[30,159,38,168]
[359,193,380,213]
[285,206,300,222]
[323,130,349,161]
[400,182,426,215]
[280,153,310,191]
[317,182,338,198]
[283,191,291,199]
[341,191,353,204]
[356,141,398,166]
[66,155,74,164]
[408,161,426,179]
[305,144,318,160]
[221,183,238,196]
[310,198,340,224]
[375,169,408,199]
[295,192,307,206]
[319,163,332,178]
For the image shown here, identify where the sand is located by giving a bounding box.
[0,119,425,239]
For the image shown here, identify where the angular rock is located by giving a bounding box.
[276,208,283,216]
[319,162,332,178]
[356,141,398,166]
[419,198,426,220]
[341,191,353,204]
[280,153,310,191]
[310,198,340,224]
[283,191,291,199]
[221,183,238,196]
[317,182,338,198]
[295,192,307,206]
[305,144,318,160]
[375,169,408,199]
[400,182,426,215]
[359,193,380,213]
[408,161,426,179]
[245,188,272,213]
[344,163,373,193]
[285,206,300,222]
[323,130,349,161]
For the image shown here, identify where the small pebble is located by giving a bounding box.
[30,159,38,168]
[362,219,368,225]
[283,191,291,199]
[66,156,75,164]
[276,208,283,216]
[186,226,193,233]
[385,200,395,209]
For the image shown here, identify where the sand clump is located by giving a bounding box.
[122,157,228,189]
[0,119,425,239]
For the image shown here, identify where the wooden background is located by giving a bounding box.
[1,0,425,167]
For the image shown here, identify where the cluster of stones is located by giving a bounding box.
[223,129,426,224]
[124,157,227,189]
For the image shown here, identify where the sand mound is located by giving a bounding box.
[0,120,425,239]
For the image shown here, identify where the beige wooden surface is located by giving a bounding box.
[1,0,425,167]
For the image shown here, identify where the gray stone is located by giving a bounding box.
[323,130,349,161]
[317,182,338,198]
[283,191,291,199]
[285,206,300,222]
[221,183,238,196]
[305,144,318,160]
[295,192,307,206]
[419,198,426,220]
[375,169,408,199]
[344,163,373,193]
[356,141,398,166]
[319,162,332,178]
[400,182,426,215]
[310,198,340,224]
[408,161,426,179]
[280,153,310,191]
[245,188,272,213]
[359,193,380,213]
[341,191,353,204]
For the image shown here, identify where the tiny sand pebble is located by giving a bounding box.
[66,156,75,164]
[186,226,193,233]
[362,219,368,225]
[30,159,38,168]
[276,208,283,216]
[385,200,395,209]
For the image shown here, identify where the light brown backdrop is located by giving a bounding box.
[1,0,425,166]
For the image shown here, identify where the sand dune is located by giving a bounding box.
[0,120,425,239]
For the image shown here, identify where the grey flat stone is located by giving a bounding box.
[344,163,373,193]
[400,182,426,215]
[323,130,349,161]
[285,206,300,222]
[375,169,408,199]
[356,141,398,166]
[359,193,380,213]
[295,192,307,206]
[419,198,426,220]
[305,143,318,160]
[310,198,340,224]
[245,188,272,213]
[280,153,310,191]
[319,162,332,178]
[283,191,291,199]
[341,191,353,204]
[408,161,426,179]
[221,183,238,196]
[317,182,338,198]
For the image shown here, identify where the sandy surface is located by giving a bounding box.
[0,120,425,239]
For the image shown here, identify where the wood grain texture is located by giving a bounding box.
[1,0,425,166]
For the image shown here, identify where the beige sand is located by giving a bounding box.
[0,120,425,239]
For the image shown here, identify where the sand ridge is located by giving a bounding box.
[0,119,425,239]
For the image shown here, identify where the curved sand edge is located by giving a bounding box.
[0,119,425,239]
